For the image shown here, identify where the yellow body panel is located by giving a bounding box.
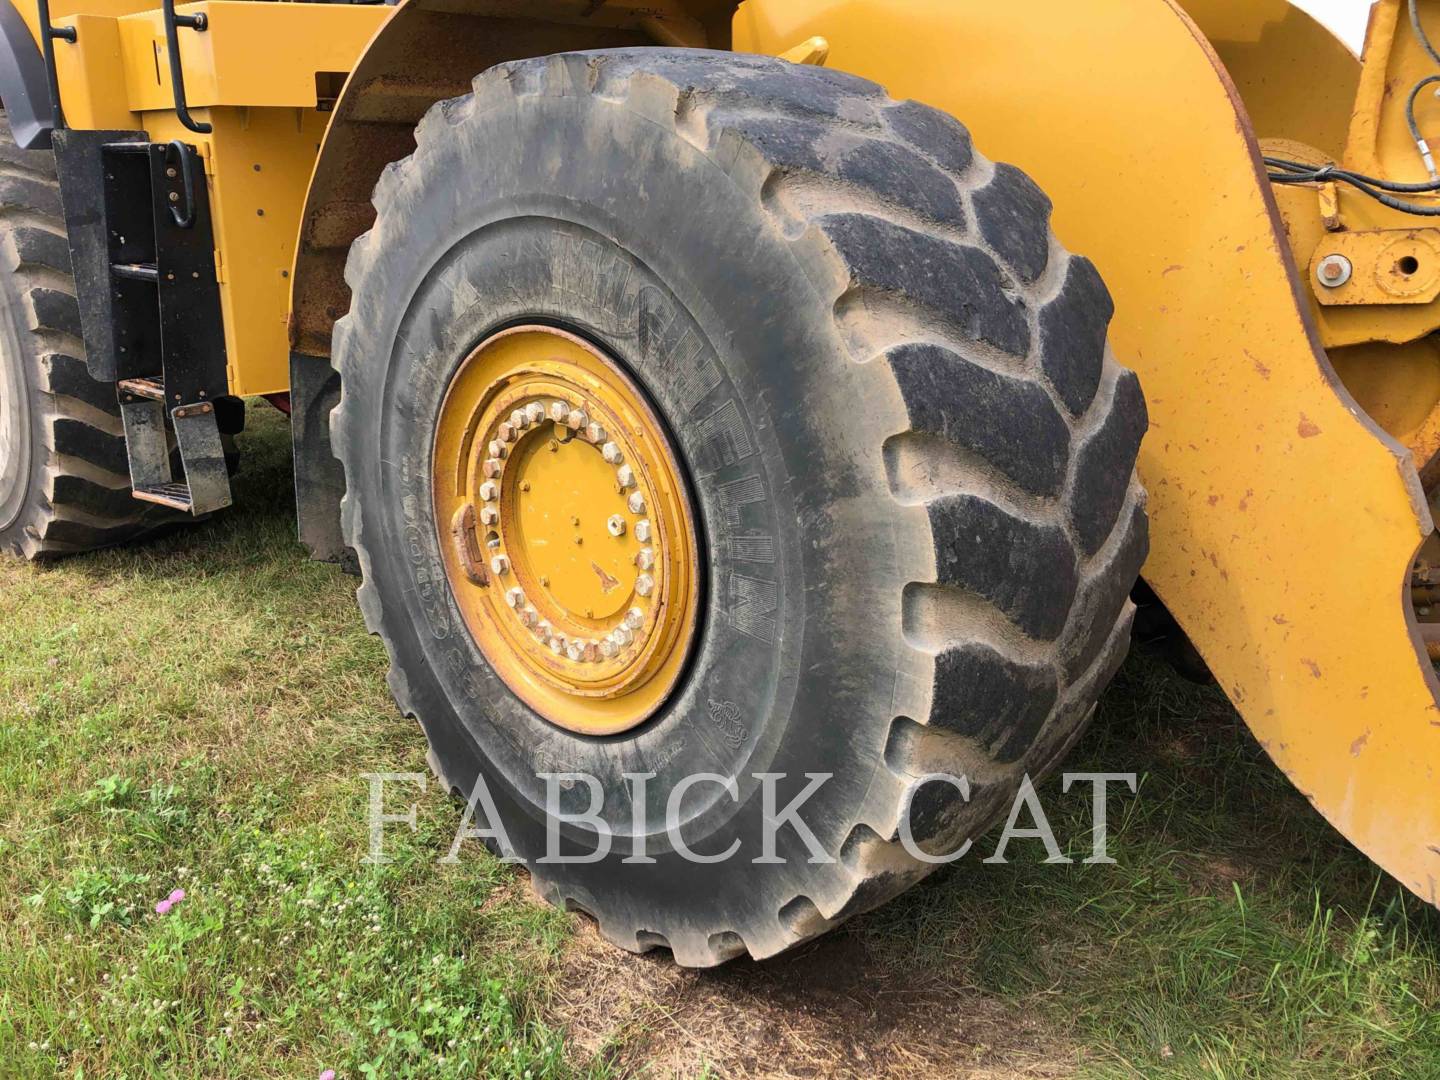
[738,0,1440,904]
[41,1,388,394]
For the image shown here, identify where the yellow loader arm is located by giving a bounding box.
[738,0,1440,904]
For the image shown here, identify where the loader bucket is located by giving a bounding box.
[737,0,1440,904]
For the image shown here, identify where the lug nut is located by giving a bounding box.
[479,480,499,502]
[482,458,503,479]
[549,401,569,423]
[636,547,655,571]
[635,572,654,597]
[510,408,527,429]
[586,422,606,443]
[491,554,510,576]
[535,619,553,638]
[634,519,652,543]
[565,409,587,431]
[607,515,627,537]
[525,402,544,424]
[612,625,634,647]
[505,587,524,608]
[600,638,619,659]
[479,506,500,526]
[488,440,507,459]
[624,607,645,630]
[566,640,585,661]
[498,422,517,442]
[627,491,646,514]
[616,465,636,490]
[520,606,539,627]
[602,442,623,464]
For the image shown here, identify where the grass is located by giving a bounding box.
[0,405,1437,1078]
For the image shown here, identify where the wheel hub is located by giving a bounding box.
[432,326,700,736]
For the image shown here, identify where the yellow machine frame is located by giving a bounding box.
[27,0,1440,907]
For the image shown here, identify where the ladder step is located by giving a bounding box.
[133,482,192,511]
[111,261,158,282]
[117,376,164,400]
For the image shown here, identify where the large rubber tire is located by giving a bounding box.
[0,118,183,560]
[334,50,1149,966]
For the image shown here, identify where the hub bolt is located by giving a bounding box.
[491,554,510,576]
[636,547,655,571]
[505,587,524,608]
[565,409,587,431]
[489,440,508,459]
[482,458,502,479]
[635,572,655,597]
[624,607,645,630]
[634,519,652,543]
[602,442,623,464]
[479,506,500,526]
[525,402,545,424]
[586,422,607,443]
[607,515,627,537]
[479,481,499,502]
[617,465,636,490]
[549,401,570,422]
[627,492,646,514]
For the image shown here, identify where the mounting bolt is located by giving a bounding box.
[525,402,545,424]
[488,440,508,459]
[565,409,587,431]
[491,554,510,576]
[483,458,503,479]
[612,625,634,647]
[505,587,524,608]
[636,547,655,571]
[520,606,539,627]
[566,640,586,661]
[1317,253,1353,288]
[601,442,623,464]
[479,506,499,526]
[549,401,569,423]
[624,607,645,630]
[634,519,652,543]
[549,635,567,655]
[616,465,636,490]
[479,480,499,502]
[635,572,655,597]
[586,422,606,444]
[600,638,619,659]
[510,408,527,430]
[498,422,518,442]
[627,491,646,515]
[607,514,627,537]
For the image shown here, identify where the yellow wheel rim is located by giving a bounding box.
[432,325,701,736]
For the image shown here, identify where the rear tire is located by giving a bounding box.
[0,118,187,559]
[334,50,1149,965]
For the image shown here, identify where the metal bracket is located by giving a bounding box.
[1310,229,1440,306]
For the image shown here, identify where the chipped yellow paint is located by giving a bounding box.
[739,0,1440,905]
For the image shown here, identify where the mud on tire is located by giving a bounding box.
[333,50,1148,966]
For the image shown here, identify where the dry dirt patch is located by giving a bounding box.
[548,917,1080,1078]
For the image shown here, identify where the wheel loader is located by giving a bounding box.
[0,0,1434,966]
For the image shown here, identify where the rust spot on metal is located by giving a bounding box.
[591,561,620,593]
[1351,730,1370,756]
[1297,414,1321,438]
[450,502,489,587]
[1301,657,1322,678]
